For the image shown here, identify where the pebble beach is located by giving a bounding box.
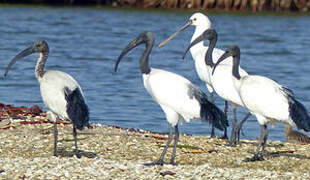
[0,104,310,179]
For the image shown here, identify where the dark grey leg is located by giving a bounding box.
[228,106,238,146]
[220,101,229,139]
[245,124,267,162]
[144,124,174,166]
[54,121,58,157]
[259,124,268,158]
[73,125,81,158]
[210,92,216,138]
[236,112,251,141]
[170,125,179,165]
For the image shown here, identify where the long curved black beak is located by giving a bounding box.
[182,32,206,59]
[114,38,143,72]
[158,20,192,48]
[211,51,231,75]
[4,46,35,77]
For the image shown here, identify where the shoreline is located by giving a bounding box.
[1,1,310,13]
[1,103,310,178]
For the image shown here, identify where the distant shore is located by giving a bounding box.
[1,0,309,13]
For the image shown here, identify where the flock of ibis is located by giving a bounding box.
[4,12,310,164]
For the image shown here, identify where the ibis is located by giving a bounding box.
[4,40,89,158]
[183,28,251,145]
[115,31,227,165]
[212,45,310,161]
[159,12,232,138]
[285,124,310,144]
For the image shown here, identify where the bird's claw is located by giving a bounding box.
[244,154,264,162]
[144,161,165,166]
[226,141,237,147]
[169,160,178,166]
[219,135,228,140]
[144,160,178,166]
[75,150,81,158]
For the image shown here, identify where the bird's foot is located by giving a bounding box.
[244,154,264,162]
[169,160,178,166]
[144,160,177,166]
[53,148,58,157]
[75,150,81,159]
[219,135,228,140]
[226,136,237,147]
[144,160,165,166]
[226,141,237,147]
[210,132,216,138]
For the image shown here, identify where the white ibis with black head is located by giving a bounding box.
[212,45,310,161]
[4,40,89,158]
[115,31,227,166]
[183,29,251,146]
[159,12,232,138]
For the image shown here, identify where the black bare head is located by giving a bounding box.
[4,40,49,77]
[115,31,154,74]
[183,28,217,60]
[32,40,49,54]
[225,45,240,59]
[212,45,241,78]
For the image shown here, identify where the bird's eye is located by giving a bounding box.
[193,18,197,21]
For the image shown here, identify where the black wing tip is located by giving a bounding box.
[288,97,310,132]
[65,87,90,130]
[198,98,228,131]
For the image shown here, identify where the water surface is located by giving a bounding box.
[0,6,310,141]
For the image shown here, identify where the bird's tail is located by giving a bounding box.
[288,96,310,132]
[188,84,228,131]
[65,87,90,130]
[200,100,228,131]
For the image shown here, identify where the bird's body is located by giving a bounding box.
[159,12,238,138]
[115,31,227,165]
[183,28,251,143]
[210,64,247,107]
[213,45,310,161]
[189,14,232,94]
[40,71,82,120]
[236,75,293,125]
[143,68,201,126]
[5,40,89,158]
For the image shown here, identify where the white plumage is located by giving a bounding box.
[184,28,251,144]
[237,75,293,125]
[40,70,83,120]
[5,40,89,158]
[159,12,248,138]
[115,31,227,165]
[143,68,202,126]
[213,45,310,161]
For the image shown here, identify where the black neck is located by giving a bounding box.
[206,37,217,67]
[232,55,241,80]
[139,42,152,74]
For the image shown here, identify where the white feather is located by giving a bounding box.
[39,70,83,120]
[143,68,202,126]
[235,75,294,126]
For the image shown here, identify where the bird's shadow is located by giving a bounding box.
[56,147,97,158]
[237,141,310,160]
[239,141,285,148]
[266,151,310,159]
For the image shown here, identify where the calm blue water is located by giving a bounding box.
[0,6,310,142]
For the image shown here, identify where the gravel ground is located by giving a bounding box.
[1,110,310,179]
